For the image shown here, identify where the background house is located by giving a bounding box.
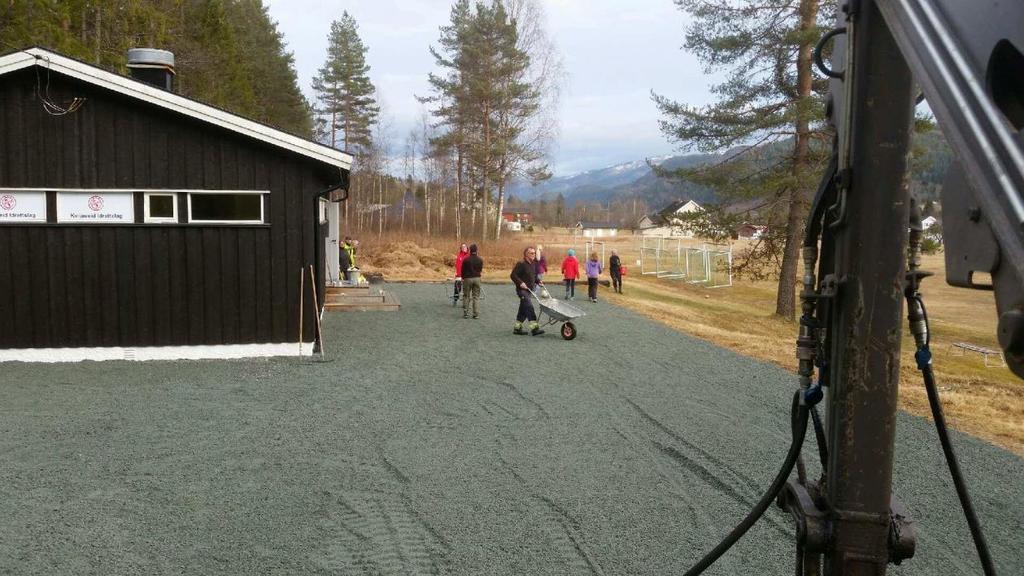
[575,221,620,238]
[501,209,532,225]
[638,199,702,237]
[735,223,768,239]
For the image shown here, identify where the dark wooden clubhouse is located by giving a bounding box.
[0,47,351,360]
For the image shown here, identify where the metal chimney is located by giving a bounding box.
[126,48,175,91]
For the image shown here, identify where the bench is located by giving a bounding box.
[950,342,1006,367]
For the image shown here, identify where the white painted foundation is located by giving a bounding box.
[0,342,314,363]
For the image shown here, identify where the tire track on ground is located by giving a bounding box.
[315,491,450,575]
[625,398,764,495]
[495,453,606,575]
[626,399,790,535]
[583,334,779,500]
[378,448,411,485]
[474,376,551,421]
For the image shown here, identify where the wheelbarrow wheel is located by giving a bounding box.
[561,322,577,341]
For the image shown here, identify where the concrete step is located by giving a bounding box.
[325,292,382,305]
[326,285,371,296]
[324,290,400,312]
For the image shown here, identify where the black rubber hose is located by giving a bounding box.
[814,27,846,79]
[810,405,828,471]
[683,391,809,576]
[804,152,838,248]
[922,365,997,575]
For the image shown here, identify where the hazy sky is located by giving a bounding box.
[265,0,714,176]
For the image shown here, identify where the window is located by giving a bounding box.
[188,192,264,224]
[144,193,177,223]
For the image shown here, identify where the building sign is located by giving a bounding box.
[57,192,135,223]
[0,190,46,222]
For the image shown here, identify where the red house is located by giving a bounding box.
[501,210,532,224]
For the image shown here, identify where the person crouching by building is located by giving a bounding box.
[454,243,469,303]
[461,244,483,319]
[533,244,548,289]
[341,236,358,283]
[339,241,353,283]
[609,250,623,294]
[561,249,580,300]
[586,251,603,303]
[511,246,544,335]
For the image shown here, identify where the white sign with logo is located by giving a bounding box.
[0,190,46,222]
[57,192,135,223]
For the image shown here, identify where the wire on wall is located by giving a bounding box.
[33,55,86,116]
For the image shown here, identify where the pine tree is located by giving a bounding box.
[423,1,554,240]
[653,0,831,319]
[423,0,474,239]
[311,11,379,153]
[227,0,312,136]
[0,1,313,137]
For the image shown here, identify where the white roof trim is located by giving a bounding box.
[0,48,352,171]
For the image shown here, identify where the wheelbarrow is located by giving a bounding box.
[529,287,586,340]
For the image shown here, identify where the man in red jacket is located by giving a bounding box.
[453,243,469,303]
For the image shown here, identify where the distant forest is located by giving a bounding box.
[0,0,312,136]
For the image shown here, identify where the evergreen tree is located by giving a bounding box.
[311,11,379,153]
[227,0,312,136]
[423,0,474,238]
[423,0,553,240]
[653,0,832,319]
[0,1,313,137]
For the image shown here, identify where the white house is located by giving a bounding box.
[638,200,703,237]
[575,221,620,238]
[921,216,938,230]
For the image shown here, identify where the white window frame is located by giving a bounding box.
[144,192,177,223]
[187,191,267,225]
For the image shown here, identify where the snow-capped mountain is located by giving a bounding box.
[508,153,720,207]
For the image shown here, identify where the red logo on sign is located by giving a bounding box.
[0,194,14,211]
[88,195,104,212]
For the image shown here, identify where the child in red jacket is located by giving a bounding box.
[561,249,581,300]
[454,243,469,302]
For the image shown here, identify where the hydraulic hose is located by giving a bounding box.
[682,391,809,576]
[918,353,997,575]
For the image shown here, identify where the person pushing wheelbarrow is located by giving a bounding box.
[510,246,545,336]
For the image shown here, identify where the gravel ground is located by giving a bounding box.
[1,283,1021,575]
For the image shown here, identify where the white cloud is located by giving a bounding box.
[265,0,714,176]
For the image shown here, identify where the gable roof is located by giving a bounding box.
[658,199,701,216]
[639,213,667,226]
[0,47,352,171]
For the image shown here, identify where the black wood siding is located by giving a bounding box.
[0,68,338,349]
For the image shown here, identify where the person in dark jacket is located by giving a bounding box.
[461,244,484,319]
[339,245,352,282]
[609,250,623,294]
[510,247,544,335]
